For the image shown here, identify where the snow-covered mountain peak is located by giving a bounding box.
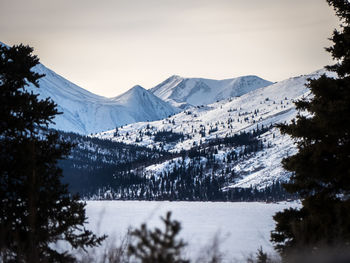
[1,42,180,134]
[150,75,184,101]
[150,75,273,107]
[112,84,180,121]
[113,84,147,100]
[129,84,146,92]
[168,75,182,80]
[114,84,166,104]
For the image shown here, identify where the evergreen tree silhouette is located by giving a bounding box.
[271,0,350,259]
[0,44,105,262]
[128,212,189,263]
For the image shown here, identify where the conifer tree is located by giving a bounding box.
[0,44,105,262]
[271,0,350,259]
[128,212,189,263]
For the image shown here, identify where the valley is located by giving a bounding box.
[11,49,334,200]
[51,68,334,200]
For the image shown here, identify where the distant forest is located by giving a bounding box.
[58,126,297,202]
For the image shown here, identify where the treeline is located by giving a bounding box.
[89,170,296,202]
[57,130,174,194]
[57,125,296,201]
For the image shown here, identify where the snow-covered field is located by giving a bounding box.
[83,201,300,262]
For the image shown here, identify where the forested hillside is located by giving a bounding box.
[59,128,295,201]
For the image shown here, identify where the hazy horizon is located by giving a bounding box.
[0,0,339,97]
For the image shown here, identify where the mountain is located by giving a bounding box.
[27,63,179,135]
[111,85,179,123]
[97,69,334,190]
[150,75,273,108]
[32,65,179,134]
[1,41,179,134]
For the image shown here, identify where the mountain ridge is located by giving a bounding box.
[31,65,179,134]
[1,41,180,134]
[150,74,273,108]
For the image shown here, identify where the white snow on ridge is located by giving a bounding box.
[1,40,179,135]
[150,75,273,107]
[111,85,179,122]
[28,64,179,135]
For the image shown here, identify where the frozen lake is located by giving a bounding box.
[83,201,299,262]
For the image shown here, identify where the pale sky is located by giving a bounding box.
[0,0,340,97]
